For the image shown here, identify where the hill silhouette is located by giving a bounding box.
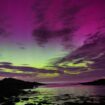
[0,78,44,97]
[81,79,105,85]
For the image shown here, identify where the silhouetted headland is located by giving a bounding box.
[0,78,44,97]
[81,79,105,85]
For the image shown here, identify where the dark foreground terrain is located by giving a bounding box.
[0,78,105,105]
[81,79,105,85]
[0,78,44,105]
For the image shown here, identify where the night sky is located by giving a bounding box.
[0,0,105,83]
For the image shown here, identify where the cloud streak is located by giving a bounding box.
[32,0,88,48]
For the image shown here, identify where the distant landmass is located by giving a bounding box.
[81,79,105,85]
[0,78,44,97]
[0,78,44,89]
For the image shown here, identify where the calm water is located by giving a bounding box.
[13,85,105,105]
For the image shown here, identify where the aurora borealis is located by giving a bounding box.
[0,0,105,83]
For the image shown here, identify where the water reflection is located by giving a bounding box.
[14,85,105,105]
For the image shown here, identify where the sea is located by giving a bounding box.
[14,85,105,105]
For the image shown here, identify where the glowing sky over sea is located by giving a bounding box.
[0,0,105,83]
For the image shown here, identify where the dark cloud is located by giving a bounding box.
[0,71,31,77]
[32,0,87,48]
[15,43,26,50]
[19,46,26,50]
[0,62,12,65]
[32,0,52,23]
[49,32,105,74]
[32,27,74,46]
[0,62,62,74]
